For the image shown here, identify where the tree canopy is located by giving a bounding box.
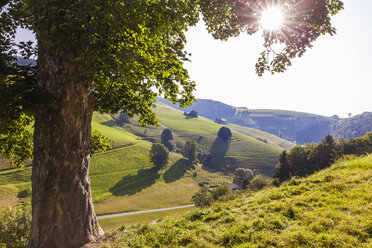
[149,143,169,168]
[218,126,232,141]
[182,140,197,163]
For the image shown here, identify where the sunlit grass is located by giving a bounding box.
[104,155,372,247]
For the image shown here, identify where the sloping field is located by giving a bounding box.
[151,103,284,175]
[103,155,372,247]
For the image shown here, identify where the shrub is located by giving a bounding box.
[211,184,231,201]
[192,188,213,208]
[0,204,31,248]
[182,140,197,163]
[149,144,169,168]
[188,110,198,118]
[161,129,177,151]
[233,168,254,189]
[217,127,232,141]
[17,185,31,198]
[249,175,272,191]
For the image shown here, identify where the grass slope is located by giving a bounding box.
[121,103,284,176]
[104,155,372,248]
[0,111,233,221]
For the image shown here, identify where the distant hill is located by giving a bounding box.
[158,98,372,144]
[296,112,372,143]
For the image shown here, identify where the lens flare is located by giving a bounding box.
[260,7,284,31]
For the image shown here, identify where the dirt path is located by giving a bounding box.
[97,204,195,219]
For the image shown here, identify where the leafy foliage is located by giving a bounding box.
[233,168,254,189]
[274,133,372,183]
[149,143,169,168]
[0,204,31,248]
[89,130,111,155]
[200,0,344,75]
[192,187,213,208]
[182,140,197,163]
[248,175,272,191]
[161,129,177,151]
[211,184,233,201]
[217,127,232,141]
[341,132,372,156]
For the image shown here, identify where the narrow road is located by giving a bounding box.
[97,204,195,219]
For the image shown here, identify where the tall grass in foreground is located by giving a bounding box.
[102,155,372,247]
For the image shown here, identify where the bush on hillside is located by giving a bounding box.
[17,184,32,198]
[0,204,31,248]
[182,140,197,163]
[274,134,339,182]
[188,110,198,118]
[249,175,272,191]
[341,132,372,155]
[217,127,232,141]
[149,144,169,168]
[184,110,198,118]
[274,133,372,183]
[233,168,254,189]
[211,184,233,201]
[192,188,213,208]
[161,129,177,151]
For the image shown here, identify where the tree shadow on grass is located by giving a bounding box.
[109,167,160,196]
[101,120,118,127]
[209,138,230,158]
[163,158,189,183]
[202,138,231,171]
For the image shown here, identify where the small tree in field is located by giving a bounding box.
[150,144,169,169]
[188,110,198,118]
[161,129,177,151]
[183,140,197,163]
[218,127,232,141]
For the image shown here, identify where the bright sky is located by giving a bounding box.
[184,0,372,117]
[16,0,371,117]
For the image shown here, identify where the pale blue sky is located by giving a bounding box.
[16,0,371,117]
[184,0,372,117]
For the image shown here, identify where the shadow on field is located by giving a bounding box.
[109,167,160,196]
[163,159,189,183]
[101,120,118,127]
[209,138,230,158]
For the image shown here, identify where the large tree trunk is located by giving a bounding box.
[28,39,103,247]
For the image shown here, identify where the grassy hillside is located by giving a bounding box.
[120,102,284,175]
[102,155,372,247]
[0,111,235,220]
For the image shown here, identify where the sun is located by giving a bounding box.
[260,7,284,31]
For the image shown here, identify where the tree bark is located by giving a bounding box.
[28,39,103,247]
